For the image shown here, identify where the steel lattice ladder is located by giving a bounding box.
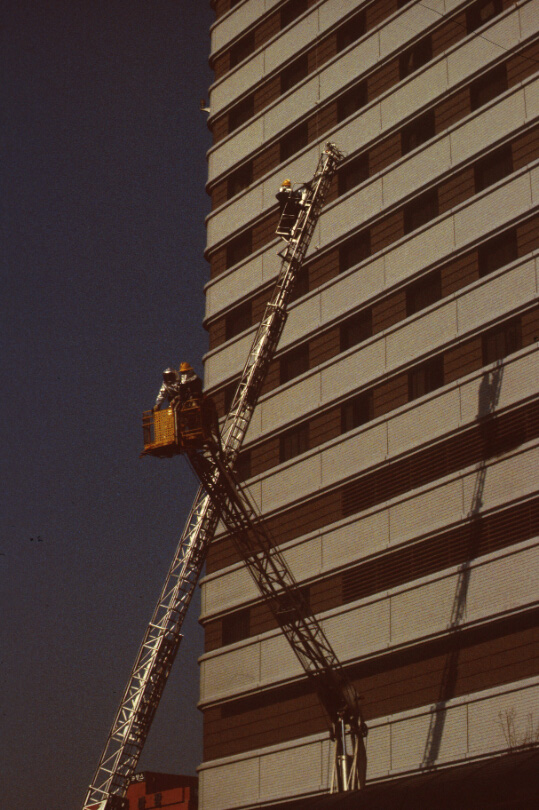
[82,143,348,810]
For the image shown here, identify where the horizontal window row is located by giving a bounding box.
[206,392,539,576]
[213,119,528,277]
[209,56,539,278]
[209,33,537,216]
[209,215,538,438]
[234,306,538,480]
[205,495,539,652]
[209,0,517,170]
[203,609,539,760]
[213,199,537,360]
[212,0,313,62]
[211,0,509,122]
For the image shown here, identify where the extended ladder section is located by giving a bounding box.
[186,444,367,792]
[82,143,343,810]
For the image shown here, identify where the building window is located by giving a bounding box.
[289,266,309,302]
[408,356,444,400]
[227,162,253,199]
[336,10,366,52]
[467,0,503,33]
[340,309,373,351]
[339,231,371,272]
[338,153,369,195]
[277,584,311,620]
[337,82,367,122]
[225,300,252,340]
[281,0,308,29]
[341,391,374,433]
[280,344,309,384]
[281,54,309,94]
[226,230,252,268]
[154,794,162,809]
[399,35,432,79]
[138,800,146,810]
[228,94,254,132]
[280,423,309,462]
[235,450,251,481]
[280,121,308,162]
[474,144,513,192]
[403,188,438,234]
[222,607,250,645]
[482,318,522,364]
[406,270,442,316]
[229,30,255,68]
[471,64,507,111]
[479,229,517,277]
[401,109,435,155]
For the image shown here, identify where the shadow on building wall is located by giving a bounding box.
[421,361,504,769]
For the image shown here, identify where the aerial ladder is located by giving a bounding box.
[82,143,365,810]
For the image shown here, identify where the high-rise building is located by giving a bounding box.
[199,0,539,807]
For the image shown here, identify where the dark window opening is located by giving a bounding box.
[404,188,438,234]
[228,94,254,132]
[280,121,309,162]
[225,300,252,340]
[289,266,309,302]
[155,795,162,809]
[408,356,444,400]
[478,228,518,277]
[281,54,309,94]
[222,607,250,645]
[337,10,366,52]
[338,153,369,195]
[280,344,309,384]
[337,82,367,122]
[339,231,371,272]
[276,584,311,621]
[399,35,432,79]
[280,422,309,462]
[471,64,507,111]
[138,800,146,810]
[235,450,251,482]
[474,144,513,192]
[226,230,252,268]
[483,318,522,364]
[227,162,253,199]
[340,309,373,351]
[281,0,308,29]
[406,270,442,316]
[401,109,435,155]
[230,30,255,68]
[467,0,503,33]
[341,391,374,433]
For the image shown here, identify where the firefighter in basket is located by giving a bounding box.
[153,362,203,412]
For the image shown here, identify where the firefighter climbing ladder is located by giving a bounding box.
[83,143,352,810]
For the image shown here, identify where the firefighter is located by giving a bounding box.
[275,178,310,238]
[153,363,202,411]
[178,361,203,402]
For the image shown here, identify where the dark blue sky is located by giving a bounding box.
[1,2,214,806]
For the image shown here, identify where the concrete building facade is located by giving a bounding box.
[199,0,539,807]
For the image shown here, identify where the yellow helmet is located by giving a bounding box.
[281,178,291,187]
[180,362,193,373]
